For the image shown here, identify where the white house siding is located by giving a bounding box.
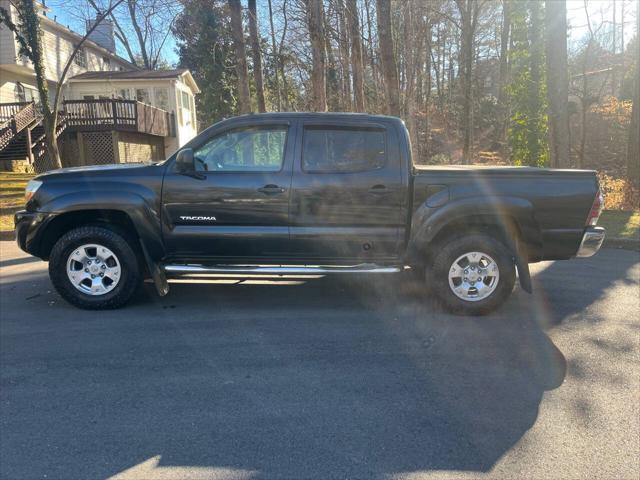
[0,1,17,66]
[174,80,198,150]
[39,19,132,84]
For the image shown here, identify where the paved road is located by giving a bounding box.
[0,240,638,480]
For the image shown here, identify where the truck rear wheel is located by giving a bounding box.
[49,226,142,310]
[430,233,516,315]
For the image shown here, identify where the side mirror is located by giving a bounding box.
[176,148,194,173]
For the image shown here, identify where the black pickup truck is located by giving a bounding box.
[15,113,605,314]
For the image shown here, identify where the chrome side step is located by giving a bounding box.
[163,263,402,275]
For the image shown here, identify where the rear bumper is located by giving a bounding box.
[576,226,606,258]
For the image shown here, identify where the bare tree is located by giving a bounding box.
[87,0,179,69]
[305,0,327,111]
[267,0,281,110]
[627,8,639,187]
[455,0,483,163]
[346,0,365,111]
[248,0,266,112]
[228,0,252,114]
[545,0,570,168]
[376,0,400,116]
[496,0,511,143]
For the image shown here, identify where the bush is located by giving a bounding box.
[597,172,639,211]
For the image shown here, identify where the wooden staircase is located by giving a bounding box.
[0,102,40,167]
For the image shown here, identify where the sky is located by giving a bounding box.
[49,0,638,69]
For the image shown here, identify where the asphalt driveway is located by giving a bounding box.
[0,240,638,480]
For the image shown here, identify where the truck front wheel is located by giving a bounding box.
[49,226,142,310]
[430,233,516,315]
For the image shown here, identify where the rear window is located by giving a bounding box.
[302,126,386,173]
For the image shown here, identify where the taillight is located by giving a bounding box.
[586,189,604,226]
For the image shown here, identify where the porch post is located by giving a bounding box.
[25,126,33,165]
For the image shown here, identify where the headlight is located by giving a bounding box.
[25,179,42,203]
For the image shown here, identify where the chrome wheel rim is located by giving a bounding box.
[66,244,121,296]
[448,251,499,302]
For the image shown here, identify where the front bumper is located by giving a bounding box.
[576,226,606,258]
[14,210,53,258]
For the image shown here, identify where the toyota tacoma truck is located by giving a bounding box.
[15,113,606,315]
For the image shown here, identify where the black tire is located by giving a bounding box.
[430,233,516,316]
[49,226,142,310]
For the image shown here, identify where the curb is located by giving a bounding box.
[0,231,15,242]
[604,238,640,251]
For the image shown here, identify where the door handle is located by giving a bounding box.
[368,184,389,194]
[258,184,285,194]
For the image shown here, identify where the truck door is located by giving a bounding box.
[288,120,406,262]
[161,121,295,259]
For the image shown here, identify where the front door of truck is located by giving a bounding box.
[162,121,295,259]
[288,120,407,261]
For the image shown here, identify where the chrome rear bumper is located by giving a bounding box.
[576,226,606,258]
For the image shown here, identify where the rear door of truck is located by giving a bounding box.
[288,118,407,262]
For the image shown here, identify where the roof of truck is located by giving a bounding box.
[223,112,404,122]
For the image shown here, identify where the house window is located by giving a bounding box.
[14,83,38,103]
[180,91,193,126]
[135,88,150,104]
[102,56,111,71]
[73,46,87,68]
[14,83,26,103]
[118,89,131,100]
[154,88,168,111]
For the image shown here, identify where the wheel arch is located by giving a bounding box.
[34,191,164,262]
[406,196,540,292]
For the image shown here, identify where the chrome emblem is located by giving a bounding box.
[179,215,217,221]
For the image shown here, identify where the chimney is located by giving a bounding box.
[86,16,116,54]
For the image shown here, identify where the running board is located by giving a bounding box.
[163,263,401,275]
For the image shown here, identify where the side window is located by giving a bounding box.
[193,126,288,173]
[136,88,150,104]
[154,88,169,111]
[302,126,386,173]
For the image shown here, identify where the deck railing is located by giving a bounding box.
[0,102,31,122]
[62,99,174,137]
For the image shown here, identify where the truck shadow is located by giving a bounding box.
[0,264,574,479]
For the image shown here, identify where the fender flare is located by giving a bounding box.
[407,196,540,293]
[41,191,165,262]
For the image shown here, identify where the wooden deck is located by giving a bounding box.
[62,99,175,137]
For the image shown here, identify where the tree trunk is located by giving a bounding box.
[267,0,281,111]
[346,0,365,111]
[21,0,61,170]
[248,0,266,112]
[627,12,640,188]
[376,0,400,116]
[337,0,352,110]
[458,0,474,164]
[364,0,378,106]
[496,0,510,144]
[545,0,570,168]
[305,0,327,111]
[228,0,252,114]
[527,0,543,166]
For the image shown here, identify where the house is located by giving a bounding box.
[66,69,200,158]
[0,0,199,172]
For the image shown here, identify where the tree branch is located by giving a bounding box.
[53,0,126,113]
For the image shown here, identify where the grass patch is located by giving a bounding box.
[599,210,640,241]
[0,172,33,234]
